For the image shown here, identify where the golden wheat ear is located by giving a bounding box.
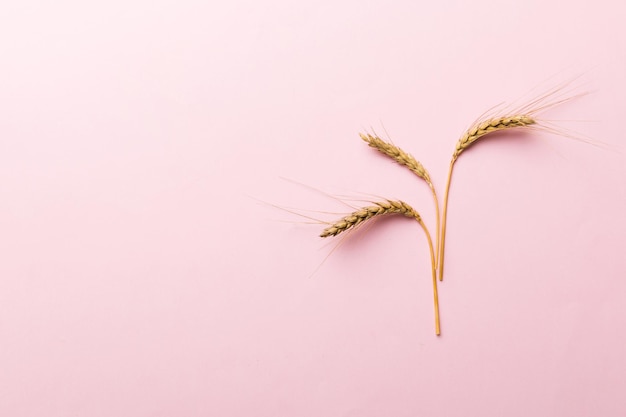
[321,200,441,336]
[452,115,536,161]
[359,133,432,182]
[359,133,441,278]
[320,200,416,237]
[438,82,592,283]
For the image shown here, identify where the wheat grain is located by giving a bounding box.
[320,200,419,238]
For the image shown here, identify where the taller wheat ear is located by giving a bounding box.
[438,115,536,282]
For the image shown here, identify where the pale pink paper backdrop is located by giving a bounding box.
[1,1,626,416]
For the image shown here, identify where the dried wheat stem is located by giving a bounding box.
[438,160,455,282]
[429,182,441,275]
[438,115,536,282]
[417,216,441,336]
[320,200,441,335]
[360,133,441,276]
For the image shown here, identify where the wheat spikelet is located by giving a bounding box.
[320,200,419,238]
[360,133,432,184]
[452,115,536,160]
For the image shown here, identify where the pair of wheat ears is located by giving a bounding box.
[318,84,590,336]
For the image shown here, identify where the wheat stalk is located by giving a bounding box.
[321,200,441,335]
[360,133,442,278]
[308,79,590,335]
[438,114,537,282]
[437,75,594,282]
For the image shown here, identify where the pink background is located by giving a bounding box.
[1,1,626,416]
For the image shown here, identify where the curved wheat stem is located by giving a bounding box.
[360,133,441,277]
[416,216,440,335]
[321,200,441,335]
[439,160,455,282]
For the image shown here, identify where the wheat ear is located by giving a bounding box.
[439,114,536,282]
[360,133,441,277]
[359,133,432,182]
[321,200,441,336]
[452,115,536,161]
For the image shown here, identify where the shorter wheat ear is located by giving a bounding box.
[321,200,441,336]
